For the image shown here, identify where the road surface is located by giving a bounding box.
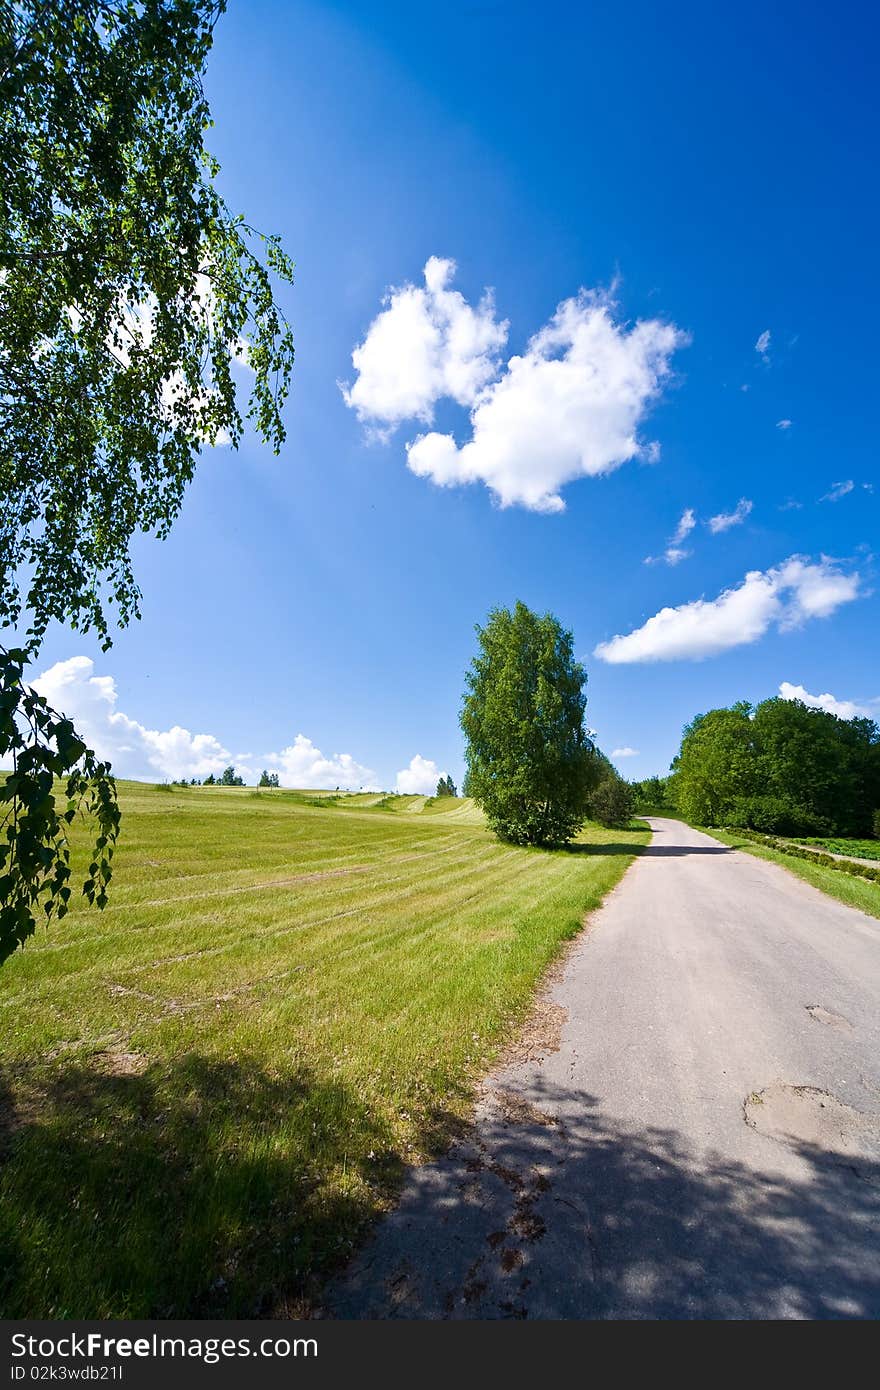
[328,818,880,1319]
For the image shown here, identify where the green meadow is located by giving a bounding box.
[0,782,647,1317]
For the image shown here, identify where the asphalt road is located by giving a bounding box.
[328,818,880,1319]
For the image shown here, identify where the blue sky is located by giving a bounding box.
[31,0,879,790]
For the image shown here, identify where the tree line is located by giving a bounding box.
[664,697,880,836]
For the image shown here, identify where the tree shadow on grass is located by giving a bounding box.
[327,1074,880,1320]
[561,841,647,857]
[0,1052,447,1319]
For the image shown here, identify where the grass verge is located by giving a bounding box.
[0,782,647,1317]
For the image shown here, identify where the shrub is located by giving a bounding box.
[729,795,829,837]
[588,776,635,828]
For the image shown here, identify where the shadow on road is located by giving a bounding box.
[564,842,731,858]
[640,844,732,856]
[328,1073,880,1320]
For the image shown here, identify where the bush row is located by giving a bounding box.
[727,827,880,883]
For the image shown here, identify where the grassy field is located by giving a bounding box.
[0,782,648,1317]
[704,826,880,920]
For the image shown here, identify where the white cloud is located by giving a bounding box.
[344,261,686,513]
[776,418,792,430]
[406,289,686,513]
[611,746,640,758]
[645,507,696,566]
[779,682,875,720]
[32,656,233,781]
[755,329,771,361]
[661,547,690,566]
[31,656,379,789]
[265,735,379,791]
[341,257,508,431]
[395,754,444,795]
[594,555,861,664]
[707,497,753,533]
[821,480,854,502]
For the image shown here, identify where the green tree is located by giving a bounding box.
[461,602,600,846]
[0,1,294,963]
[219,766,243,787]
[672,703,758,825]
[435,775,457,797]
[258,770,279,788]
[631,774,671,812]
[588,771,635,827]
[671,695,880,835]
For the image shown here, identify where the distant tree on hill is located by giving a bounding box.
[220,766,244,787]
[435,775,457,797]
[258,770,279,788]
[203,773,216,785]
[461,602,601,846]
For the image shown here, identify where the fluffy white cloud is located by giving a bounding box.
[31,656,380,789]
[778,682,875,720]
[755,329,771,360]
[341,257,507,430]
[406,289,686,513]
[594,556,861,664]
[265,735,379,791]
[611,746,640,758]
[395,754,444,795]
[707,497,753,533]
[32,656,233,780]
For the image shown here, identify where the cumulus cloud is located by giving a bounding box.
[395,754,444,795]
[406,289,686,513]
[344,261,686,513]
[33,656,233,781]
[778,682,875,720]
[594,556,861,664]
[707,497,753,534]
[821,480,855,502]
[31,656,379,789]
[755,329,771,361]
[341,257,508,431]
[265,735,379,791]
[611,746,640,758]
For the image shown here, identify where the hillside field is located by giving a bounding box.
[0,782,648,1317]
